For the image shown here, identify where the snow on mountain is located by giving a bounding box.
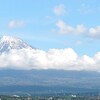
[0,36,34,52]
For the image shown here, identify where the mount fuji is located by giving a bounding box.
[0,36,34,52]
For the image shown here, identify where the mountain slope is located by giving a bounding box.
[0,36,34,52]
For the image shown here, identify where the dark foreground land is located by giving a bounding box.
[0,95,100,100]
[0,85,100,100]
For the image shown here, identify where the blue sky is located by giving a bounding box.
[0,0,100,56]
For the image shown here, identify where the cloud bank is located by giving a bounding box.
[0,48,100,71]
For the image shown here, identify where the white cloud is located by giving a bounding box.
[89,26,100,38]
[0,48,100,71]
[8,20,25,29]
[55,20,86,34]
[76,24,86,34]
[55,20,100,39]
[56,20,74,34]
[53,4,66,16]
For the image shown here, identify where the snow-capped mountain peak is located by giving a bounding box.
[0,35,34,52]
